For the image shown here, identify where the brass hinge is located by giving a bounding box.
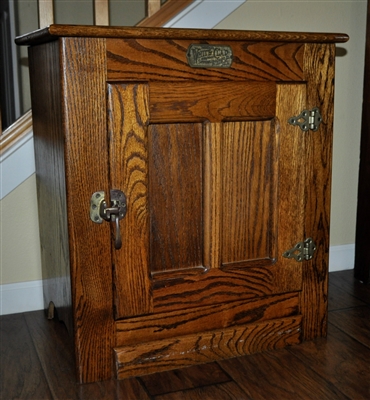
[288,108,322,132]
[283,238,316,262]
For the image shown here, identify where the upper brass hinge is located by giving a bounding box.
[283,238,317,262]
[288,108,322,132]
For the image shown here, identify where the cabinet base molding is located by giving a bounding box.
[114,316,302,379]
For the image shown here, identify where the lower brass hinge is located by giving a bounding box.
[283,238,316,262]
[288,108,322,132]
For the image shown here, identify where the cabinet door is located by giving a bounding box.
[107,81,306,325]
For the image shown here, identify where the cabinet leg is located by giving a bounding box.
[47,301,55,320]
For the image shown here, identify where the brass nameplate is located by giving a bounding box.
[186,44,233,68]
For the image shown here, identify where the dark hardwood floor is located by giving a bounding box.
[1,270,369,399]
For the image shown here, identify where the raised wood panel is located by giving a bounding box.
[149,123,203,272]
[114,316,302,379]
[60,37,113,383]
[222,120,276,265]
[115,292,300,347]
[106,39,305,82]
[301,43,336,340]
[149,82,276,123]
[107,83,153,319]
[148,84,305,315]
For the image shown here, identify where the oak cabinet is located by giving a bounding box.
[17,25,348,383]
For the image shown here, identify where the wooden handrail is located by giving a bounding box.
[138,0,194,27]
[0,109,32,156]
[0,0,193,155]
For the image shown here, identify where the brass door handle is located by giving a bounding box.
[90,189,127,250]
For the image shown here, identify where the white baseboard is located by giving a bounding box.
[0,244,354,315]
[329,243,355,272]
[0,280,44,316]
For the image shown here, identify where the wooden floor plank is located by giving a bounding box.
[218,347,346,400]
[328,278,367,311]
[0,313,53,399]
[0,270,369,399]
[24,310,101,399]
[139,362,231,396]
[286,322,370,399]
[329,270,370,304]
[23,311,150,399]
[154,381,250,400]
[329,306,370,348]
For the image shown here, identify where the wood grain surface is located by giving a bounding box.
[114,316,302,379]
[2,270,368,399]
[301,43,336,340]
[16,24,349,46]
[149,82,276,123]
[0,314,52,399]
[23,25,342,383]
[107,83,153,319]
[28,40,73,333]
[273,83,306,293]
[151,265,301,314]
[149,123,203,272]
[222,120,275,264]
[203,122,222,270]
[60,37,114,383]
[116,292,299,347]
[107,39,305,82]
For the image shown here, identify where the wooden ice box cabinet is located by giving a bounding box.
[17,25,349,383]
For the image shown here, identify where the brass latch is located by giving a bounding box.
[90,190,127,250]
[288,108,322,132]
[283,238,316,262]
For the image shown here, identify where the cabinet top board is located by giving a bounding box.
[16,24,349,46]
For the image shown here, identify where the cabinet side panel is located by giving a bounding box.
[61,37,114,383]
[302,43,335,340]
[28,41,72,333]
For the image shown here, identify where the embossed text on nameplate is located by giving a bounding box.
[186,44,233,68]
